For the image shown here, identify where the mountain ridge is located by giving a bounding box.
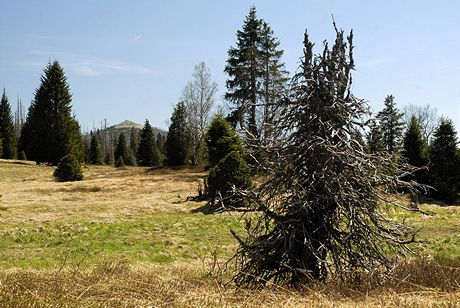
[84,120,167,142]
[109,120,144,130]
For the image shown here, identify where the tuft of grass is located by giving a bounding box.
[0,193,5,211]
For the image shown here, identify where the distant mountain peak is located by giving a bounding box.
[111,120,143,130]
[83,119,166,140]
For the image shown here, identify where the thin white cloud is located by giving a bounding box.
[73,64,100,77]
[439,66,460,73]
[133,35,143,41]
[23,50,154,77]
[67,59,153,76]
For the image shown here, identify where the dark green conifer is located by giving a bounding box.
[19,61,83,164]
[137,120,161,167]
[0,89,18,159]
[204,114,251,207]
[429,118,459,203]
[225,6,288,147]
[403,116,428,183]
[129,127,139,165]
[53,154,83,182]
[114,132,132,165]
[208,151,252,207]
[367,121,385,154]
[115,156,125,168]
[259,21,289,144]
[225,6,261,138]
[206,115,243,169]
[165,102,190,166]
[377,95,404,153]
[89,131,104,165]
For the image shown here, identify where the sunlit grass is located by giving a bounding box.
[0,212,242,269]
[1,159,460,306]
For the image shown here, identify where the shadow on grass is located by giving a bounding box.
[419,194,460,207]
[0,158,35,166]
[191,203,222,215]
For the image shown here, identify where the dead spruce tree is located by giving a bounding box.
[230,25,425,288]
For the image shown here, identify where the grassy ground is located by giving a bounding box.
[1,159,460,307]
[0,160,243,269]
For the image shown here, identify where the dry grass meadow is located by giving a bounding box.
[1,158,460,307]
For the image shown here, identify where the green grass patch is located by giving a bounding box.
[0,212,243,269]
[382,203,460,261]
[2,203,459,270]
[407,205,460,261]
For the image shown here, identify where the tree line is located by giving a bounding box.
[0,6,457,198]
[1,30,454,194]
[367,94,459,203]
[0,7,457,201]
[0,60,217,171]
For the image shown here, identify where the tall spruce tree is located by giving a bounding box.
[88,131,103,165]
[114,132,132,166]
[225,6,288,147]
[83,134,90,163]
[129,126,139,165]
[377,95,404,153]
[166,102,189,166]
[259,21,289,145]
[429,118,459,203]
[137,120,161,167]
[403,116,428,183]
[19,61,83,164]
[0,89,17,159]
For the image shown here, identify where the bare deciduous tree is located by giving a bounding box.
[182,62,217,165]
[230,25,426,288]
[14,98,26,138]
[403,104,438,144]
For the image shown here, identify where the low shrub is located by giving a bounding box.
[115,156,125,168]
[207,151,252,207]
[53,154,83,182]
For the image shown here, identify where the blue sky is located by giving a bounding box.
[1,1,459,133]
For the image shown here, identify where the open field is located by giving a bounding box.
[1,159,460,306]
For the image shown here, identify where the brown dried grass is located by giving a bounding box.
[0,160,206,225]
[1,259,459,307]
[2,159,460,306]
